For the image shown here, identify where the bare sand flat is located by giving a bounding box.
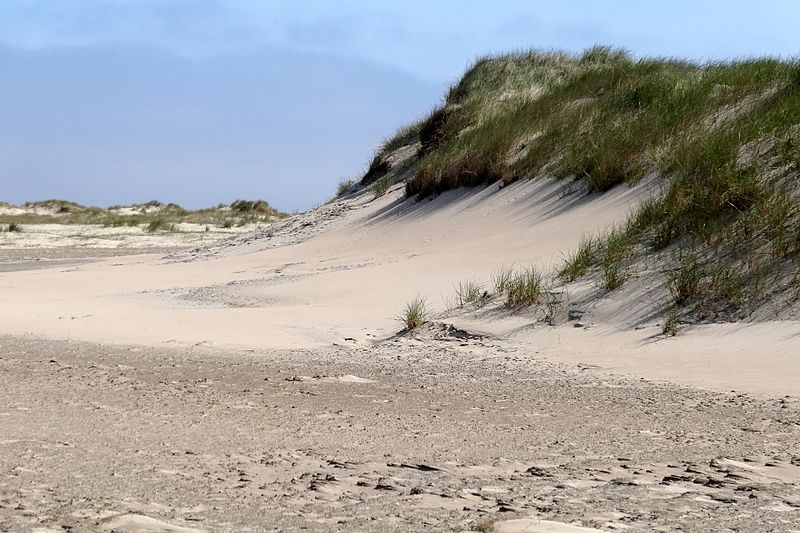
[1,334,798,532]
[1,182,799,531]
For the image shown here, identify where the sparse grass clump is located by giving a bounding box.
[667,257,705,305]
[398,297,428,331]
[146,218,170,233]
[663,311,680,336]
[602,261,626,291]
[559,237,594,281]
[491,265,515,294]
[6,222,22,233]
[708,266,745,308]
[473,516,498,533]
[599,228,630,291]
[454,280,487,308]
[336,178,356,197]
[505,267,544,307]
[372,175,394,198]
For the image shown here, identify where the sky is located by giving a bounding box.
[1,1,799,211]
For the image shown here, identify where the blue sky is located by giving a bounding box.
[1,1,799,210]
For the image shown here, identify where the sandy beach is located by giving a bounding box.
[2,331,799,532]
[1,183,799,532]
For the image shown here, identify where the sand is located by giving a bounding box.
[1,180,799,531]
[2,333,798,532]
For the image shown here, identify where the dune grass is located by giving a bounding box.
[372,175,394,198]
[662,311,680,336]
[454,279,487,308]
[336,178,357,197]
[146,218,171,233]
[559,237,595,282]
[398,296,428,331]
[667,256,705,305]
[0,199,284,228]
[505,267,545,307]
[374,47,800,318]
[491,265,515,294]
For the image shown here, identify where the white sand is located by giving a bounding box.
[1,178,798,397]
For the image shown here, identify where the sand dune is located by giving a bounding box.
[2,181,799,531]
[2,179,798,395]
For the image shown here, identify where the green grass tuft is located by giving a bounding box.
[559,237,595,281]
[398,297,428,331]
[491,265,515,294]
[601,261,626,291]
[505,267,544,307]
[662,311,680,336]
[667,257,705,305]
[454,280,487,308]
[372,175,394,198]
[146,218,169,233]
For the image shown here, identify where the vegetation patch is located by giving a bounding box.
[663,311,680,336]
[146,218,170,233]
[491,265,515,294]
[0,199,284,228]
[373,47,800,320]
[505,267,545,307]
[398,296,428,331]
[336,179,356,197]
[559,237,595,282]
[454,280,487,308]
[372,175,394,198]
[668,257,705,305]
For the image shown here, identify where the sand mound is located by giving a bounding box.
[2,179,799,396]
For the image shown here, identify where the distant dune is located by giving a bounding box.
[0,199,284,249]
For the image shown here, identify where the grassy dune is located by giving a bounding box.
[0,199,285,231]
[366,46,800,321]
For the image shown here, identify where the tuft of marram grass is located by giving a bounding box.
[667,257,705,305]
[398,296,428,331]
[505,267,544,307]
[559,237,594,282]
[662,311,680,336]
[336,178,356,197]
[6,222,22,233]
[491,265,515,294]
[473,516,498,533]
[372,175,393,198]
[602,261,626,291]
[454,280,487,308]
[146,218,169,233]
